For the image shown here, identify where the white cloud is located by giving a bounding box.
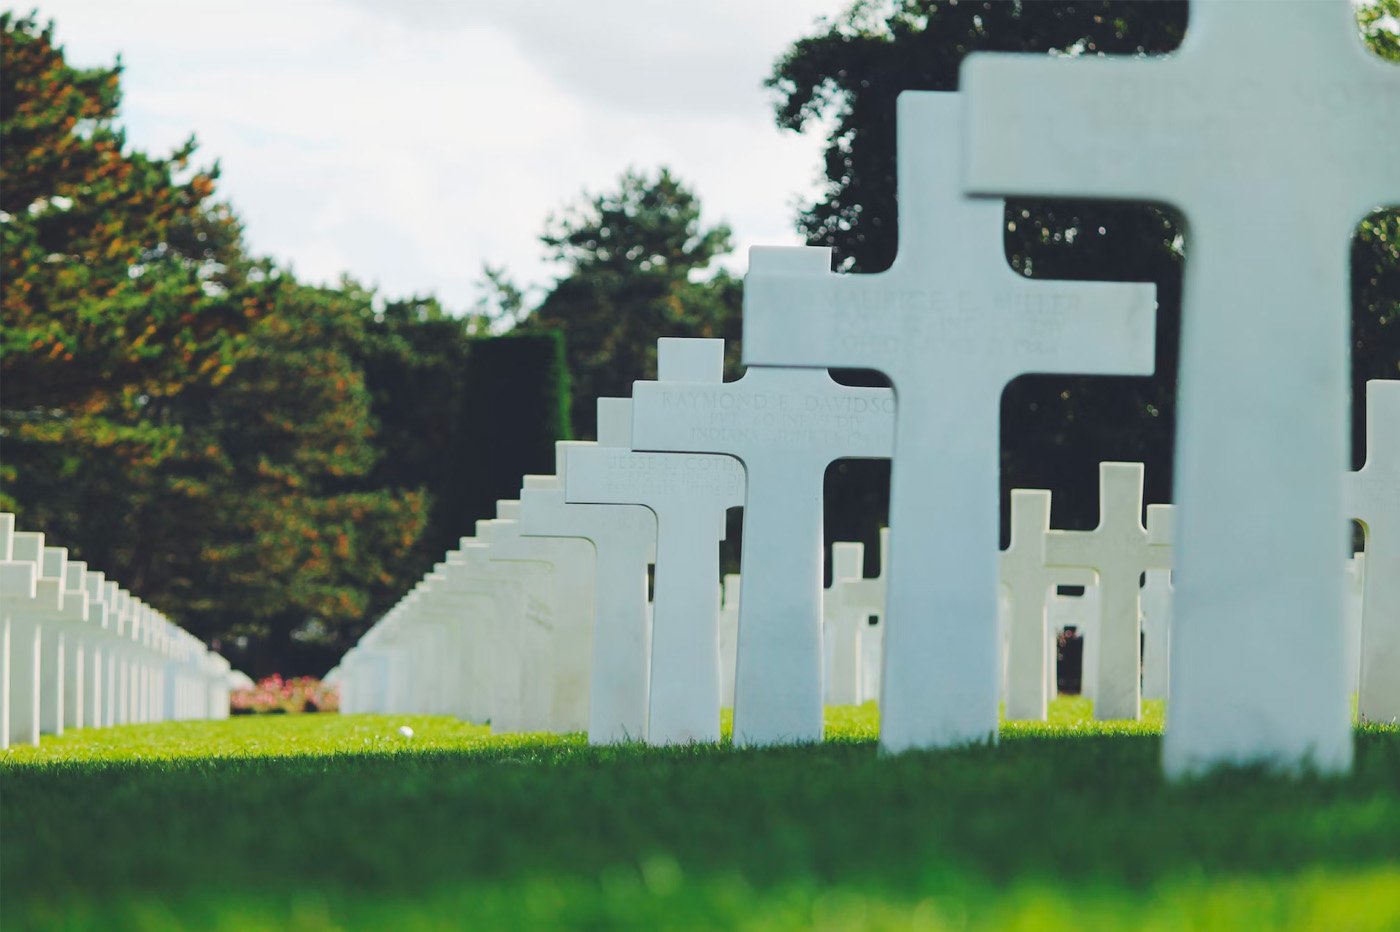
[30,0,846,310]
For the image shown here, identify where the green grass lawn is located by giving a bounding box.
[4,700,1399,931]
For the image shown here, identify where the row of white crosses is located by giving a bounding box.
[336,6,1397,773]
[744,9,1397,774]
[331,375,889,742]
[0,513,237,748]
[328,373,1392,753]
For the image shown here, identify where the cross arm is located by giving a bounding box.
[961,53,1184,203]
[1002,275,1157,380]
[1043,529,1101,575]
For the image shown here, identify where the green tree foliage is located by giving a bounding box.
[526,168,743,437]
[179,282,430,675]
[770,1,1398,545]
[355,296,571,573]
[1,12,267,504]
[1,15,574,676]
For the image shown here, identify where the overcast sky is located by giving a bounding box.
[33,0,850,311]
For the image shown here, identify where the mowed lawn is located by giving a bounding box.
[4,701,1399,931]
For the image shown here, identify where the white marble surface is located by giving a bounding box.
[1140,568,1174,702]
[743,91,1155,751]
[836,527,888,705]
[999,489,1094,721]
[964,2,1398,774]
[631,336,894,746]
[824,542,867,707]
[1348,380,1400,724]
[520,437,657,743]
[1046,464,1170,722]
[567,395,744,745]
[720,574,741,709]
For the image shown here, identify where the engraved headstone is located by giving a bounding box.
[1046,464,1171,721]
[567,395,744,744]
[521,430,658,743]
[963,3,1399,773]
[1348,379,1400,723]
[742,91,1156,749]
[631,336,895,745]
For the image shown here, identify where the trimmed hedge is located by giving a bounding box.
[459,330,572,531]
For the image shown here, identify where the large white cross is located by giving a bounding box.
[999,489,1093,721]
[963,1,1400,773]
[519,437,658,744]
[1045,463,1171,722]
[742,90,1156,750]
[630,336,895,746]
[566,395,745,744]
[1347,379,1400,723]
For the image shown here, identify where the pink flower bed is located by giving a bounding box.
[231,674,340,714]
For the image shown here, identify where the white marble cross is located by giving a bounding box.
[719,574,741,709]
[963,2,1399,773]
[520,436,657,743]
[1343,553,1365,698]
[630,336,895,746]
[742,90,1156,751]
[566,395,745,744]
[499,477,596,734]
[1140,568,1174,702]
[428,551,496,720]
[1,555,40,747]
[478,509,557,733]
[1348,379,1400,724]
[823,541,867,707]
[837,527,889,705]
[998,489,1094,721]
[1046,463,1171,721]
[444,540,507,724]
